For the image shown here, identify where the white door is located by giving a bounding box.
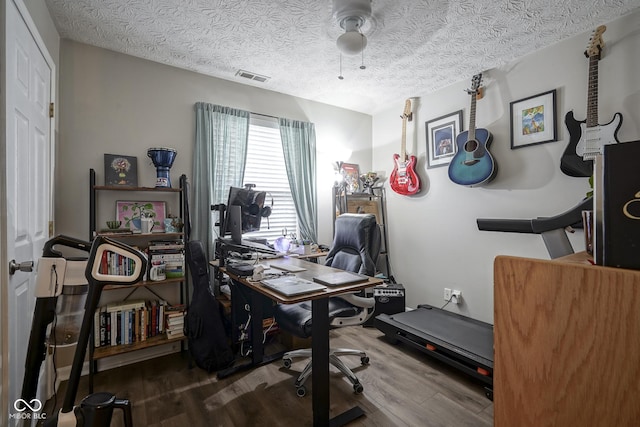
[3,0,54,423]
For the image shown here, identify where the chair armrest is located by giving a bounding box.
[329,293,375,327]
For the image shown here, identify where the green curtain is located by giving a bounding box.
[279,118,318,243]
[193,102,250,258]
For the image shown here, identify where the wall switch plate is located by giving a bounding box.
[444,288,452,301]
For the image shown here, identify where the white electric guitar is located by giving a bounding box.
[574,25,623,161]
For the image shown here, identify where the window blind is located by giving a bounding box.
[243,116,298,242]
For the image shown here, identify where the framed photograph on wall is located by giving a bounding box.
[340,163,361,193]
[104,154,138,186]
[116,200,166,232]
[510,89,557,149]
[425,110,462,168]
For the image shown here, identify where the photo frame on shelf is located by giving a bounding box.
[340,163,361,193]
[510,89,557,149]
[426,110,462,168]
[116,201,166,232]
[104,154,138,186]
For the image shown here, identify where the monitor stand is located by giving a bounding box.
[228,205,242,244]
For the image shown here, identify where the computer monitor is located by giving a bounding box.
[223,186,267,243]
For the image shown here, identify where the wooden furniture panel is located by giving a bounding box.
[494,254,640,427]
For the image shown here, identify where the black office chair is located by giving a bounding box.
[273,213,381,397]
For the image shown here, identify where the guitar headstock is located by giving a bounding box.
[466,73,483,96]
[585,25,606,59]
[401,99,413,122]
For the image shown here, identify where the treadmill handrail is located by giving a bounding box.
[477,197,592,234]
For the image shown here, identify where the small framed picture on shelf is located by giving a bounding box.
[340,163,361,193]
[104,154,138,186]
[425,110,462,168]
[116,201,166,233]
[510,89,557,149]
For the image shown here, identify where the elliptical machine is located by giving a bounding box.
[20,235,147,427]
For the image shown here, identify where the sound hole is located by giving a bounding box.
[464,140,478,152]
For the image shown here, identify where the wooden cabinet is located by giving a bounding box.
[88,168,189,388]
[494,253,640,427]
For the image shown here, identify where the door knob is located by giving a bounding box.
[9,259,34,275]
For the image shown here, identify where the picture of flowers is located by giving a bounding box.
[104,154,138,186]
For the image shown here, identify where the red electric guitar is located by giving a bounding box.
[390,99,421,196]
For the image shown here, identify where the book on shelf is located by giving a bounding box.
[99,251,140,276]
[149,252,185,278]
[148,239,184,251]
[94,299,172,347]
[98,228,134,235]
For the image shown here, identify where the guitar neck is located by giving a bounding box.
[468,93,477,141]
[400,117,407,160]
[586,55,599,128]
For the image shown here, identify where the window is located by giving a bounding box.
[242,115,298,242]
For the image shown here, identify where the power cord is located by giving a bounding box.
[441,295,454,310]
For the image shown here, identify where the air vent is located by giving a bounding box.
[235,70,270,83]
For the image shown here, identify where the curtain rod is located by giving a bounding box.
[250,111,279,120]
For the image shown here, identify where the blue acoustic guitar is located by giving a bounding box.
[448,74,497,187]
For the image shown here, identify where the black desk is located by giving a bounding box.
[214,256,382,427]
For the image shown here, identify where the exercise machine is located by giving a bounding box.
[375,197,593,400]
[20,235,146,426]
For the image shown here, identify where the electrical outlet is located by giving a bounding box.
[451,290,462,304]
[444,288,452,301]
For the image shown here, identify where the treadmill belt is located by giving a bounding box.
[389,306,493,364]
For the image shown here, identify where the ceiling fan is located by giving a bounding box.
[332,0,374,78]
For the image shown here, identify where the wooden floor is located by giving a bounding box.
[43,326,493,426]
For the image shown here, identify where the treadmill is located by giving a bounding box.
[375,197,593,400]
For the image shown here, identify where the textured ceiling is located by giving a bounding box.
[45,0,639,115]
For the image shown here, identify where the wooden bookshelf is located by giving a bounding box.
[93,185,181,192]
[103,277,185,290]
[92,333,185,359]
[88,168,190,392]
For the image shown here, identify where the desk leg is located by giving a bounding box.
[311,297,330,426]
[217,285,283,379]
[312,297,366,427]
[250,288,264,366]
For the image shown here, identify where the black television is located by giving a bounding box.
[223,186,267,243]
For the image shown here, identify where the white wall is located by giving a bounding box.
[373,11,640,323]
[55,40,372,248]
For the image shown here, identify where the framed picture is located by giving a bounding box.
[510,89,557,149]
[116,201,166,232]
[104,154,138,186]
[425,110,462,168]
[340,163,361,193]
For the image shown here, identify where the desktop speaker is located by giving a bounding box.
[364,283,406,327]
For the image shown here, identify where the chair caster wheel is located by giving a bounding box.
[283,358,292,369]
[360,356,369,365]
[353,383,364,394]
[296,386,307,397]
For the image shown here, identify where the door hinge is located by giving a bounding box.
[49,103,54,118]
[49,221,54,237]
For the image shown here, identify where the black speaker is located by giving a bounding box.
[364,284,405,327]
